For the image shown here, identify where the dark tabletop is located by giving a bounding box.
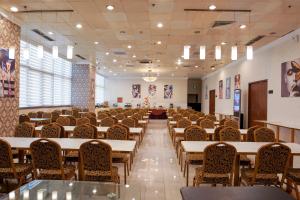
[180,186,294,200]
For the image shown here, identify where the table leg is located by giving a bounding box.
[186,153,189,186]
[276,125,280,142]
[18,149,24,163]
[287,155,294,193]
[234,154,240,186]
[291,129,295,143]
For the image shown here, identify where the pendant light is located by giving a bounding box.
[183,45,190,60]
[67,45,73,59]
[231,46,238,60]
[215,46,221,60]
[200,46,206,60]
[247,46,253,60]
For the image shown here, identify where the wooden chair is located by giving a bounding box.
[98,113,109,120]
[42,112,52,119]
[19,114,30,123]
[0,139,32,192]
[76,117,90,126]
[285,169,300,200]
[15,122,35,137]
[254,127,275,142]
[241,143,291,186]
[224,119,239,129]
[219,119,227,126]
[188,114,199,121]
[56,117,70,126]
[40,123,61,138]
[205,114,217,122]
[51,111,60,122]
[67,116,76,126]
[37,111,44,118]
[30,139,76,180]
[28,112,37,118]
[100,117,115,127]
[87,116,97,126]
[72,109,80,118]
[79,140,120,183]
[200,119,214,129]
[173,114,183,122]
[115,113,126,121]
[213,125,225,141]
[246,126,261,142]
[174,118,192,151]
[193,142,236,186]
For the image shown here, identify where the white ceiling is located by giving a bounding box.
[0,0,300,78]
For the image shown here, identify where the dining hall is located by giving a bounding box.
[0,0,300,199]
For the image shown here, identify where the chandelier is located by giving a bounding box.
[142,70,157,82]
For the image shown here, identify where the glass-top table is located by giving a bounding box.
[2,180,141,200]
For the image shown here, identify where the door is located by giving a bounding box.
[248,80,268,127]
[209,90,215,114]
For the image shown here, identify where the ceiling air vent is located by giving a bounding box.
[32,29,54,41]
[245,35,265,46]
[113,51,127,55]
[126,64,135,67]
[212,21,235,28]
[183,65,192,68]
[139,59,152,64]
[75,54,86,60]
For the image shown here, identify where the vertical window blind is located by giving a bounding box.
[20,40,72,108]
[95,73,105,104]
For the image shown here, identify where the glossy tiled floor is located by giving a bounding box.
[127,120,185,200]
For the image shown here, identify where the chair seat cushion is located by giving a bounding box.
[84,166,120,183]
[37,165,75,180]
[241,168,278,185]
[287,168,300,183]
[0,163,32,179]
[193,167,230,185]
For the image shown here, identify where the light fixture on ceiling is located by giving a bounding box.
[215,46,221,60]
[240,24,247,29]
[106,5,114,11]
[247,46,253,60]
[105,52,109,55]
[123,69,127,72]
[195,65,199,68]
[200,46,206,60]
[221,42,227,45]
[48,31,53,35]
[157,22,163,28]
[113,59,117,63]
[132,54,136,58]
[103,66,107,69]
[109,70,112,73]
[143,70,157,82]
[176,59,182,65]
[76,23,82,29]
[175,66,178,69]
[52,46,58,58]
[156,59,160,62]
[8,47,15,59]
[113,73,117,76]
[231,46,238,60]
[157,41,162,45]
[94,41,99,45]
[211,66,215,70]
[10,6,18,12]
[183,45,190,60]
[37,45,44,59]
[127,45,132,49]
[67,45,73,59]
[209,5,216,10]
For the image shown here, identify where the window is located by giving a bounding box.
[20,40,72,108]
[95,73,105,104]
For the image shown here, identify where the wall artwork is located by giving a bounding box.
[132,84,141,98]
[219,80,223,99]
[226,77,231,99]
[0,48,15,98]
[148,84,157,96]
[281,59,300,97]
[164,85,173,99]
[234,74,241,89]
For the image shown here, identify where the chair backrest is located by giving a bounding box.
[72,110,80,118]
[76,117,90,126]
[122,118,135,128]
[73,124,95,139]
[182,112,190,118]
[197,112,205,118]
[133,113,143,120]
[30,139,63,171]
[203,142,236,175]
[52,123,65,138]
[15,122,35,137]
[205,114,217,121]
[219,119,227,126]
[37,111,44,118]
[67,116,77,126]
[42,112,52,118]
[246,126,260,142]
[41,123,61,138]
[100,117,115,127]
[0,139,14,169]
[19,114,30,123]
[177,118,192,128]
[115,113,126,121]
[184,126,207,141]
[79,140,113,176]
[254,127,275,142]
[106,124,128,140]
[213,125,225,141]
[98,113,109,120]
[56,116,70,126]
[189,114,199,121]
[109,110,118,116]
[87,116,97,126]
[200,119,214,129]
[118,124,130,136]
[173,114,183,121]
[28,112,38,118]
[224,119,239,129]
[254,143,290,177]
[220,127,241,141]
[51,111,60,122]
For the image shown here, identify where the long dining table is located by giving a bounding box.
[181,141,300,186]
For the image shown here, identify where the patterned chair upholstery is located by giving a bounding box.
[213,125,225,141]
[67,116,76,126]
[197,112,205,118]
[0,139,32,190]
[87,116,97,126]
[30,139,76,180]
[100,117,115,127]
[220,127,241,141]
[41,123,61,138]
[72,110,80,118]
[79,140,120,183]
[106,125,128,140]
[200,119,214,129]
[98,113,109,120]
[76,117,90,126]
[115,113,126,121]
[254,127,275,142]
[109,110,118,116]
[56,117,70,126]
[173,114,183,122]
[42,112,52,118]
[73,124,95,139]
[177,118,192,128]
[53,123,65,138]
[15,122,35,137]
[246,126,261,142]
[193,142,237,186]
[241,143,291,186]
[28,112,38,118]
[122,118,135,128]
[19,114,30,123]
[51,111,60,122]
[65,110,73,115]
[224,119,239,129]
[37,111,44,118]
[219,119,227,126]
[189,114,199,121]
[205,114,217,121]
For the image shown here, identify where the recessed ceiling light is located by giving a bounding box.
[94,41,99,45]
[157,22,163,28]
[211,66,215,70]
[76,23,82,29]
[48,31,54,35]
[106,5,114,11]
[156,59,160,62]
[105,52,109,55]
[113,59,117,63]
[123,69,127,72]
[103,66,107,69]
[240,24,247,29]
[10,6,18,12]
[127,45,132,49]
[195,65,199,68]
[175,66,178,69]
[221,42,227,45]
[132,54,136,58]
[113,73,117,76]
[157,41,162,45]
[109,70,113,73]
[209,5,216,10]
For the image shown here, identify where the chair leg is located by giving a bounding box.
[293,182,300,200]
[124,162,127,184]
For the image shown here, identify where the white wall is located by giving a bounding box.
[104,78,188,108]
[202,28,300,143]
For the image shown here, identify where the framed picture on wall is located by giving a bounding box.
[132,84,141,98]
[281,59,300,97]
[164,85,173,99]
[0,48,15,98]
[219,80,223,99]
[226,77,231,99]
[234,74,241,89]
[148,84,156,96]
